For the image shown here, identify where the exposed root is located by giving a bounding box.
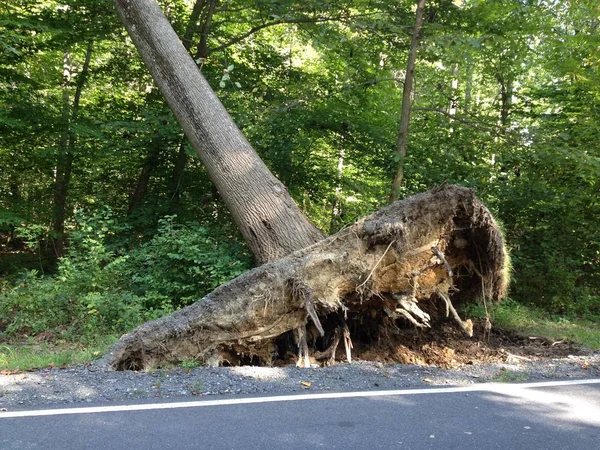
[314,326,341,365]
[289,279,325,337]
[295,325,311,368]
[342,320,353,363]
[437,291,473,337]
[431,246,453,277]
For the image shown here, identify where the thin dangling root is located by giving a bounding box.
[295,325,311,368]
[342,320,353,363]
[437,291,473,337]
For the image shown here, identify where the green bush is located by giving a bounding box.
[0,210,251,342]
[125,215,251,308]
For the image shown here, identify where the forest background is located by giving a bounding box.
[1,0,598,365]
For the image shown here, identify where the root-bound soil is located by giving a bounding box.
[105,184,509,370]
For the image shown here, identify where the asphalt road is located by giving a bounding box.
[1,379,599,450]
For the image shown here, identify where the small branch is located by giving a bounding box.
[342,77,404,90]
[208,14,348,55]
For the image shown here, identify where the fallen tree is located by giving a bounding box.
[105,184,508,370]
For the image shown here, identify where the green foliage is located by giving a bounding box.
[125,215,251,308]
[0,209,250,342]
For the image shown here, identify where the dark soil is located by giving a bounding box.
[327,319,589,369]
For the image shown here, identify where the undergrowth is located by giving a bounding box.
[0,209,250,347]
[0,336,116,371]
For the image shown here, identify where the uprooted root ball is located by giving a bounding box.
[104,184,508,370]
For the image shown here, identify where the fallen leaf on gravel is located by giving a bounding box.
[581,361,590,369]
[300,381,312,387]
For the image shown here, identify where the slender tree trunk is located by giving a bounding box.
[448,63,459,134]
[128,138,162,214]
[52,42,93,258]
[499,75,513,128]
[167,138,188,212]
[329,125,348,234]
[329,148,345,234]
[195,0,218,60]
[464,63,473,112]
[389,0,427,203]
[113,0,324,264]
[182,0,206,51]
[449,63,458,116]
[52,52,72,258]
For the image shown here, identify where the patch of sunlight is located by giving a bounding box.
[229,366,289,380]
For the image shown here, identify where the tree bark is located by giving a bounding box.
[104,184,508,370]
[113,0,324,264]
[389,0,427,203]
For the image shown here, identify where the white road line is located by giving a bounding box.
[1,378,599,419]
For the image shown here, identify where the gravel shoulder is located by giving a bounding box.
[1,353,599,410]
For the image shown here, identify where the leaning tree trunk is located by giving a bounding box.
[104,185,508,370]
[113,0,324,264]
